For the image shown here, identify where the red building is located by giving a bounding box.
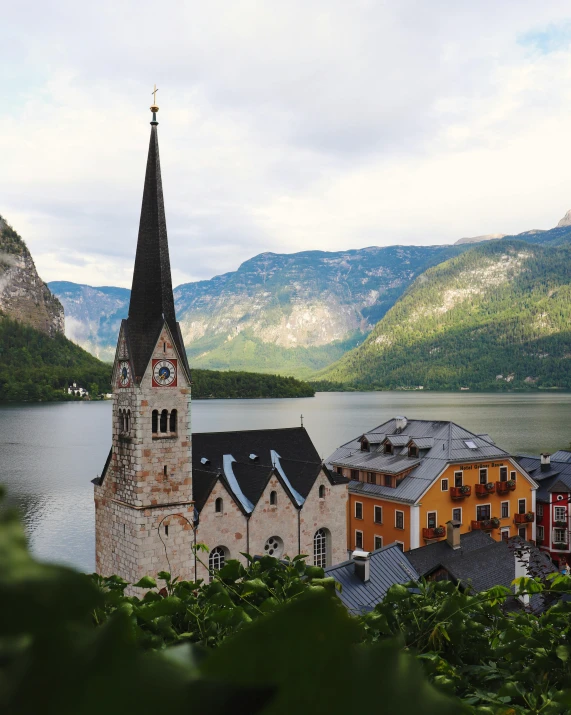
[517,451,571,569]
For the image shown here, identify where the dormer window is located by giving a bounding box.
[408,445,419,458]
[384,442,393,455]
[361,438,370,452]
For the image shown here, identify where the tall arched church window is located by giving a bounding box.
[169,409,177,433]
[209,546,227,578]
[126,409,131,433]
[270,491,277,506]
[118,409,125,433]
[215,497,223,513]
[160,409,168,433]
[314,528,328,568]
[319,484,325,499]
[152,410,158,434]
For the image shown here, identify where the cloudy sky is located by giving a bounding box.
[4,1,571,288]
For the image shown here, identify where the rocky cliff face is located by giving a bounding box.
[51,243,463,373]
[0,216,64,336]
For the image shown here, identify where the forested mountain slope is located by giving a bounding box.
[51,244,464,373]
[316,238,571,390]
[0,316,112,401]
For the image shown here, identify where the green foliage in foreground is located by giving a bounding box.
[4,495,571,714]
[0,316,112,401]
[0,500,459,715]
[191,368,314,398]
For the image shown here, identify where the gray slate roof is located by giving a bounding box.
[325,543,419,613]
[407,533,555,602]
[517,452,571,502]
[327,418,512,504]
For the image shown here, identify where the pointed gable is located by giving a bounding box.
[125,121,190,381]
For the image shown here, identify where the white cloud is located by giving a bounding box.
[3,1,571,287]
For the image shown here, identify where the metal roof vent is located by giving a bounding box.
[352,549,371,582]
[249,453,259,461]
[200,457,210,465]
[395,416,407,433]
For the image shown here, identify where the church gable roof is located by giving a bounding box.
[192,427,341,513]
[125,121,190,381]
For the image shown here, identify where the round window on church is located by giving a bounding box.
[264,536,284,559]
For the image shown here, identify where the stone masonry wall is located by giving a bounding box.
[299,470,348,566]
[95,324,194,590]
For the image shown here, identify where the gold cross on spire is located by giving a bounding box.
[151,84,159,105]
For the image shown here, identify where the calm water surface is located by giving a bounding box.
[1,392,570,572]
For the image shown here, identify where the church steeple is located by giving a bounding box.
[126,99,189,381]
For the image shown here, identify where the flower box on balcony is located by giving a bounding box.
[496,481,510,494]
[554,520,568,529]
[471,519,495,531]
[451,485,471,499]
[514,512,534,524]
[423,526,445,540]
[553,542,568,550]
[506,480,516,491]
[475,483,495,496]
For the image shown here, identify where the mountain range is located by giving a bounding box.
[51,245,465,373]
[48,215,571,388]
[317,233,571,390]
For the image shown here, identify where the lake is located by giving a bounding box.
[1,391,570,572]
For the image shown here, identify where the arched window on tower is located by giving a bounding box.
[270,491,277,506]
[215,497,223,513]
[314,528,330,568]
[126,409,131,433]
[152,410,158,434]
[319,484,326,499]
[160,409,168,433]
[118,409,125,434]
[169,409,177,433]
[209,546,227,579]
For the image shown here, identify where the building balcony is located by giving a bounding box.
[475,483,495,496]
[514,512,534,524]
[451,485,471,500]
[554,520,568,529]
[496,480,516,494]
[553,542,569,551]
[423,526,445,540]
[471,517,499,531]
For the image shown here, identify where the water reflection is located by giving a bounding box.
[1,392,570,572]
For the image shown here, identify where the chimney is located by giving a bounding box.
[395,416,408,433]
[514,546,531,607]
[446,520,461,550]
[352,549,370,582]
[541,453,551,471]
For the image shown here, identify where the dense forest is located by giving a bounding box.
[0,316,314,401]
[317,238,571,391]
[0,316,112,401]
[191,368,314,398]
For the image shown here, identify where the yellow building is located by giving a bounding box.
[327,417,537,553]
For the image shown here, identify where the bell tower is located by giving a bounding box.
[94,96,194,587]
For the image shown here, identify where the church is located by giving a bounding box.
[93,99,348,587]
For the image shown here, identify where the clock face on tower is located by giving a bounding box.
[118,361,131,387]
[152,359,177,387]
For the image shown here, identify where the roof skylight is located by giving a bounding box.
[464,440,477,449]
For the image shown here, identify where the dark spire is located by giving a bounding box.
[125,106,190,381]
